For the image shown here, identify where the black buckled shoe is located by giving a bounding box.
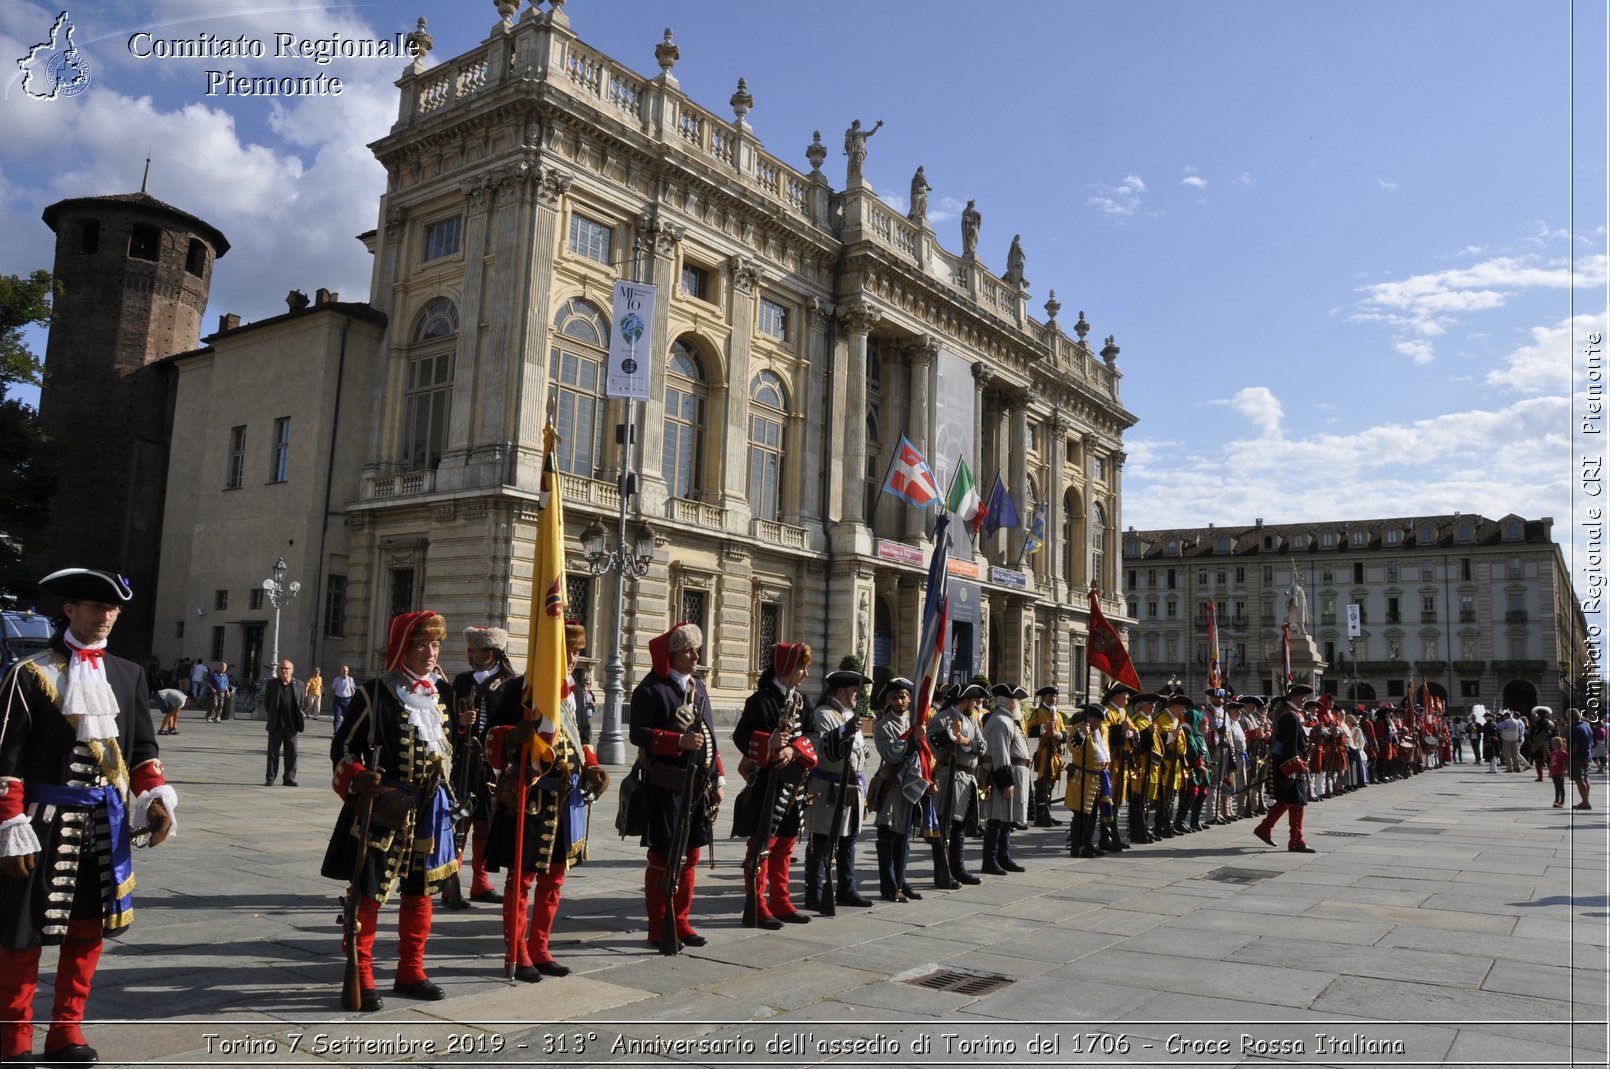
[775,911,811,924]
[393,978,446,1001]
[956,872,982,885]
[513,964,544,983]
[38,1044,99,1066]
[469,889,503,904]
[898,886,923,901]
[752,916,783,930]
[677,932,708,947]
[535,961,571,977]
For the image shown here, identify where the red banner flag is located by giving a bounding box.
[1087,585,1142,692]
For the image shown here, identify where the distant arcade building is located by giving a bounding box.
[34,191,229,655]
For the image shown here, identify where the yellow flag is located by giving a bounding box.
[521,423,566,763]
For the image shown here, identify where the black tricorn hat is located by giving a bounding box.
[1102,682,1139,701]
[826,668,872,689]
[1132,691,1166,705]
[1286,683,1315,699]
[957,682,990,701]
[1081,702,1107,719]
[876,676,914,703]
[1237,694,1267,708]
[39,568,133,604]
[1036,685,1060,697]
[992,682,1029,701]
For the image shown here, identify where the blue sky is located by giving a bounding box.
[1,1,1605,607]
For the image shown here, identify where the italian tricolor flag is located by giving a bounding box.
[946,458,985,535]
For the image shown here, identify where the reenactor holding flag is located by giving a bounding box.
[1124,692,1165,843]
[1098,683,1138,852]
[1065,703,1116,858]
[1024,685,1067,827]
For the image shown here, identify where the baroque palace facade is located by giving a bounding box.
[1123,514,1592,717]
[343,5,1136,708]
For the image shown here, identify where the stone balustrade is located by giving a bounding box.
[559,472,622,511]
[750,517,809,550]
[366,469,436,500]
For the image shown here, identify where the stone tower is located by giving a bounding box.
[35,192,229,658]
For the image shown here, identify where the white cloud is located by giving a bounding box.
[1230,171,1254,186]
[1182,175,1207,189]
[1087,174,1147,217]
[1377,179,1399,191]
[1485,313,1602,395]
[1352,250,1607,363]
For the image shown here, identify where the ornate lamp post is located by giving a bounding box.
[261,558,301,671]
[582,517,657,765]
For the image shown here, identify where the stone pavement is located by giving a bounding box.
[26,711,1610,1068]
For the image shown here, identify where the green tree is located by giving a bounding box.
[0,270,58,606]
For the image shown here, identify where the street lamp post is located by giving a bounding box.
[582,517,657,765]
[262,557,301,672]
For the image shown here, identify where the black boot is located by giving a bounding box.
[1155,800,1175,838]
[1068,812,1085,858]
[1190,792,1207,832]
[1081,810,1105,858]
[998,824,1024,871]
[803,838,822,910]
[1108,818,1131,850]
[980,821,1007,874]
[1173,789,1192,834]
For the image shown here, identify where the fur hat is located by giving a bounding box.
[649,621,702,676]
[385,611,447,672]
[463,626,509,651]
[565,619,588,653]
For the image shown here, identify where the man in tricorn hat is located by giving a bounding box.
[322,610,460,1009]
[733,643,817,927]
[629,622,724,950]
[1025,685,1067,827]
[980,684,1031,874]
[1124,692,1166,842]
[870,676,926,902]
[926,682,987,887]
[1099,683,1139,851]
[803,665,874,910]
[0,568,178,1065]
[1252,685,1318,853]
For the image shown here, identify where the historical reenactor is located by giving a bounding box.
[1203,687,1230,824]
[1150,700,1185,839]
[1099,683,1138,851]
[870,676,927,902]
[1065,703,1114,858]
[0,569,178,1066]
[1124,692,1165,843]
[628,622,724,950]
[322,611,459,1010]
[441,626,518,909]
[926,682,987,887]
[980,684,1031,874]
[1238,695,1268,817]
[1253,685,1317,853]
[1170,692,1211,834]
[732,643,817,928]
[1214,697,1248,823]
[485,620,606,980]
[1024,685,1066,826]
[803,666,873,910]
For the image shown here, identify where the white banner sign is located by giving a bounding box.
[1346,603,1362,637]
[606,280,656,400]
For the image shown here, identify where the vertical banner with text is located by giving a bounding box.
[607,280,656,400]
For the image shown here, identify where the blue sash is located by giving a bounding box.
[27,782,135,925]
[533,771,587,845]
[420,784,457,874]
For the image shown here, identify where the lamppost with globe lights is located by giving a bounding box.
[581,518,657,765]
[262,558,301,672]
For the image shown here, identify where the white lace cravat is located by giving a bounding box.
[396,671,449,756]
[61,633,119,743]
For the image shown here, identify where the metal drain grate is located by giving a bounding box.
[902,967,1014,997]
[1323,831,1368,837]
[1358,816,1403,823]
[1198,866,1281,885]
[1381,826,1445,835]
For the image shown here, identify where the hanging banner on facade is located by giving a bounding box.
[606,280,656,400]
[1346,603,1362,637]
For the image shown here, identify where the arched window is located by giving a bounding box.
[663,338,707,499]
[1091,501,1108,592]
[403,298,458,470]
[548,298,609,478]
[748,370,786,521]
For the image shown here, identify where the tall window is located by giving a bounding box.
[1460,634,1478,661]
[214,589,229,611]
[389,567,415,619]
[748,370,786,520]
[249,588,264,610]
[548,299,609,478]
[568,211,612,265]
[324,574,347,638]
[226,426,246,489]
[128,223,160,261]
[663,340,706,499]
[1061,490,1077,586]
[565,576,593,634]
[681,264,710,301]
[757,601,781,672]
[210,626,226,662]
[185,238,207,277]
[1094,502,1107,592]
[403,298,457,470]
[758,297,789,341]
[422,216,462,261]
[680,587,709,641]
[270,417,291,482]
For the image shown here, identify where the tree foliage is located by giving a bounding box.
[0,270,57,606]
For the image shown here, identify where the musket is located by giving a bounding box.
[341,693,379,1011]
[929,714,959,887]
[660,680,710,955]
[818,711,859,918]
[742,688,804,928]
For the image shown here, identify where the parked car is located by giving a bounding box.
[1,609,53,675]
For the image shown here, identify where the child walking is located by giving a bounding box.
[1548,737,1569,808]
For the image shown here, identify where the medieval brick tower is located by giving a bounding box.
[35,191,229,658]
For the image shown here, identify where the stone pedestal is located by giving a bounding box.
[1287,631,1330,690]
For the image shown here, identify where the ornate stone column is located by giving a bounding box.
[840,300,879,527]
[970,362,992,564]
[1047,414,1070,597]
[439,172,497,483]
[513,165,572,488]
[799,296,834,527]
[635,211,683,511]
[1007,395,1028,565]
[904,336,937,541]
[721,255,764,522]
[1110,448,1126,600]
[1080,432,1096,592]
